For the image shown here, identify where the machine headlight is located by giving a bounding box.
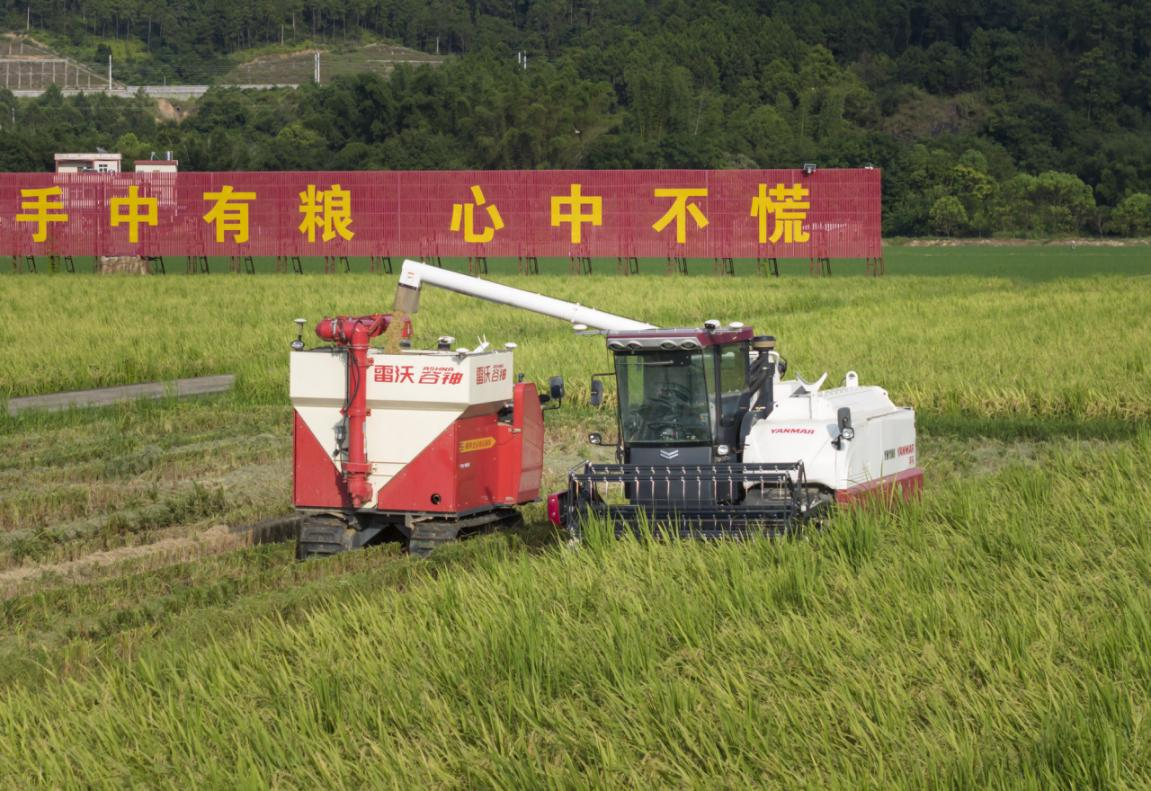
[717,444,731,457]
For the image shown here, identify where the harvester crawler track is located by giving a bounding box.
[296,514,356,559]
[566,462,820,539]
[406,509,523,557]
[297,509,525,560]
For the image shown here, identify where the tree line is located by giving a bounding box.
[1,0,1149,237]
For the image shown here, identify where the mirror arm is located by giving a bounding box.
[590,371,614,409]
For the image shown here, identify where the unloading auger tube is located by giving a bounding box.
[394,259,656,331]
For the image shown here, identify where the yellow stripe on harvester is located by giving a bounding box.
[459,437,496,453]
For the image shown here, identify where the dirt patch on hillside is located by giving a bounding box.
[154,98,187,122]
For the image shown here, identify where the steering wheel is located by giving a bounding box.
[648,383,692,416]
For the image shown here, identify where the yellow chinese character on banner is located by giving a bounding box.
[298,184,355,243]
[750,183,811,244]
[202,186,257,243]
[109,186,158,244]
[16,186,68,243]
[551,184,603,244]
[652,188,708,244]
[450,185,504,243]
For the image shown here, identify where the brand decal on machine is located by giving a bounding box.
[771,427,816,435]
[884,445,915,462]
[460,437,497,453]
[475,364,508,385]
[659,449,680,459]
[373,364,464,385]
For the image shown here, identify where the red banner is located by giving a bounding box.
[0,169,881,259]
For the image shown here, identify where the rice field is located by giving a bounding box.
[0,244,1149,786]
[3,245,1149,416]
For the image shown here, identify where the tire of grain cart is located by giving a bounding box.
[296,515,355,560]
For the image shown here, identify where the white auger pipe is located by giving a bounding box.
[396,259,656,332]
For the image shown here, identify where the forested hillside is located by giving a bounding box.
[2,0,1150,236]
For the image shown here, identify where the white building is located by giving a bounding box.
[134,159,179,174]
[54,152,122,173]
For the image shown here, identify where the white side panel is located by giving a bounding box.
[290,349,346,405]
[291,351,348,476]
[749,426,840,486]
[875,409,918,477]
[743,380,917,491]
[364,409,461,468]
[364,350,513,406]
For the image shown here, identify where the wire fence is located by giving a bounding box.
[1,34,442,96]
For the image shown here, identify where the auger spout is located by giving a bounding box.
[394,259,656,332]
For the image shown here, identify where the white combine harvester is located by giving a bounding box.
[290,260,921,556]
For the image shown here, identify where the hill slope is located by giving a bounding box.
[2,0,1151,235]
[221,42,443,85]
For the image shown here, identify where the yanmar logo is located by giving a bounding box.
[898,443,916,457]
[771,427,816,435]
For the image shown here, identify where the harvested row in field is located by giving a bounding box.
[5,374,234,415]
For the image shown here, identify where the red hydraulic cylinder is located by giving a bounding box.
[314,313,412,508]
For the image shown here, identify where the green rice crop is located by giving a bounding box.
[0,435,1149,787]
[0,245,1149,786]
[1,246,1150,420]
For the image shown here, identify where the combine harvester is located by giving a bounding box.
[289,260,921,557]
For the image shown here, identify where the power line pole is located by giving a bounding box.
[314,50,320,84]
[108,54,112,91]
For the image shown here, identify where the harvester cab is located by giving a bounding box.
[603,325,756,463]
[565,319,922,536]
